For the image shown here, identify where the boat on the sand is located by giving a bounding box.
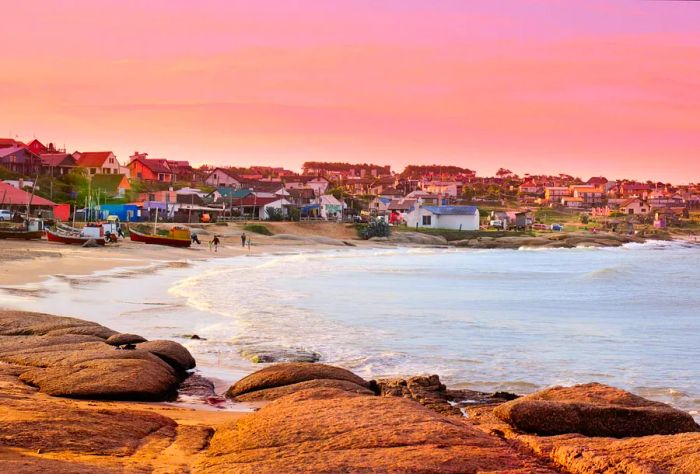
[129,226,191,248]
[0,218,45,240]
[46,227,106,245]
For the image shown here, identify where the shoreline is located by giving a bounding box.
[0,309,698,472]
[2,232,698,414]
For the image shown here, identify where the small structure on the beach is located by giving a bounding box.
[406,205,479,230]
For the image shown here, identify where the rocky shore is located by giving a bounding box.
[1,310,698,472]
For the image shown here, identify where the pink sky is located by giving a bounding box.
[1,0,699,182]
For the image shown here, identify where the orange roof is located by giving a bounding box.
[76,151,114,167]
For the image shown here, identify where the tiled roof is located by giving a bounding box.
[40,153,76,167]
[76,151,114,167]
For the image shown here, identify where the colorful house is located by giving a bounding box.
[127,153,175,182]
[40,153,77,176]
[406,205,479,230]
[75,151,121,175]
[0,146,41,175]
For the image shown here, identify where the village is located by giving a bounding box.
[1,136,699,243]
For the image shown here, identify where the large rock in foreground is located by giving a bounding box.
[225,362,369,399]
[0,311,194,401]
[199,388,555,473]
[494,382,699,437]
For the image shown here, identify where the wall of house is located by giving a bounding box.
[436,213,479,230]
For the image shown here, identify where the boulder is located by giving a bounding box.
[232,378,374,402]
[387,232,448,245]
[19,356,179,401]
[178,373,216,399]
[106,333,147,346]
[198,388,555,473]
[225,362,369,399]
[494,382,700,437]
[377,374,517,417]
[136,340,195,371]
[0,311,189,401]
[239,346,321,364]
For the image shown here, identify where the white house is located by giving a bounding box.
[406,205,479,230]
[260,198,292,220]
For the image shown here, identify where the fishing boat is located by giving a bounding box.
[46,227,106,245]
[0,218,45,240]
[129,226,191,247]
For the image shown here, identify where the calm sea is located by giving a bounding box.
[3,240,699,417]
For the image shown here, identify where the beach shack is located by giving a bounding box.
[406,205,479,231]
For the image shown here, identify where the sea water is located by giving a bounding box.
[2,240,699,417]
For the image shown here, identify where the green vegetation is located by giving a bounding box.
[357,220,391,239]
[394,226,535,242]
[243,223,273,236]
[265,207,285,221]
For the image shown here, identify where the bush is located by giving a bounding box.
[243,223,273,236]
[359,219,391,239]
[265,207,285,221]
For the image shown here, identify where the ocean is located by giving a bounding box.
[3,240,699,417]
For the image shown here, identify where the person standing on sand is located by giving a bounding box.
[241,232,247,247]
[211,235,220,252]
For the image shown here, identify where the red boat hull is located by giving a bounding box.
[129,228,191,247]
[46,228,106,245]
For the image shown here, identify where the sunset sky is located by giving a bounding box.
[1,0,699,182]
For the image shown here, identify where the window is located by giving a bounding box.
[158,174,164,181]
[90,168,96,174]
[422,215,432,226]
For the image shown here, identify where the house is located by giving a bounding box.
[91,174,131,198]
[369,196,391,214]
[0,138,25,149]
[388,199,416,214]
[620,183,652,198]
[572,186,605,206]
[0,181,56,213]
[519,180,541,195]
[74,151,121,175]
[0,146,41,175]
[319,194,344,220]
[204,168,243,188]
[405,190,441,206]
[25,139,62,155]
[406,205,479,230]
[127,153,175,182]
[544,186,571,203]
[40,153,77,176]
[284,175,330,195]
[619,198,650,215]
[422,181,460,197]
[287,188,316,206]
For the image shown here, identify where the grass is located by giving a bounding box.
[394,226,535,242]
[243,223,273,236]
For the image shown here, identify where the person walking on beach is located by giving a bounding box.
[191,232,201,245]
[211,235,220,252]
[241,232,247,247]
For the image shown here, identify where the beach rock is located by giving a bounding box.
[232,378,374,402]
[19,356,179,401]
[178,373,217,399]
[0,400,177,456]
[198,388,555,473]
[518,432,700,474]
[377,374,518,417]
[225,362,369,399]
[136,339,195,372]
[0,311,115,338]
[239,346,321,364]
[386,231,448,245]
[494,382,700,437]
[106,333,148,346]
[0,311,188,401]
